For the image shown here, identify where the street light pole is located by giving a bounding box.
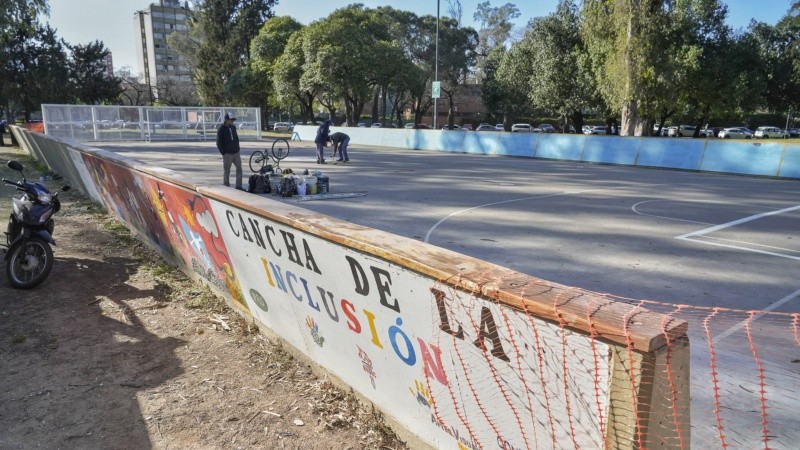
[433,0,439,130]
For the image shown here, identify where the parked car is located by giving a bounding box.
[587,125,608,135]
[461,124,473,131]
[404,123,414,129]
[475,124,496,132]
[371,123,382,128]
[538,123,556,133]
[356,122,366,127]
[511,123,533,133]
[754,126,789,139]
[787,128,800,138]
[441,124,462,130]
[272,122,292,132]
[582,125,593,134]
[495,123,504,131]
[669,125,698,137]
[718,127,753,139]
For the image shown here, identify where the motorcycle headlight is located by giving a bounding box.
[38,193,52,204]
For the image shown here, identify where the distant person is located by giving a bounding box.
[0,120,6,146]
[216,113,243,190]
[314,119,331,164]
[329,131,350,162]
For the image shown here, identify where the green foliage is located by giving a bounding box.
[524,1,598,129]
[70,41,123,105]
[188,0,276,105]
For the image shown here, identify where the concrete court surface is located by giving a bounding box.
[97,138,800,316]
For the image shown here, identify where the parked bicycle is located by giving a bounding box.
[249,138,290,173]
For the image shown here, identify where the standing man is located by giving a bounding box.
[216,113,243,190]
[0,120,6,147]
[329,131,350,162]
[314,119,331,164]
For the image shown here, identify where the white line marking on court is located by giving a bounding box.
[631,200,714,225]
[712,288,800,344]
[701,235,800,254]
[674,204,800,261]
[424,188,611,243]
[675,204,800,240]
[678,237,800,261]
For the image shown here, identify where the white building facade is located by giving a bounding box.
[134,0,193,100]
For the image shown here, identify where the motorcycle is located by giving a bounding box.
[2,160,70,288]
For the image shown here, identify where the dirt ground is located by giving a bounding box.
[0,145,407,449]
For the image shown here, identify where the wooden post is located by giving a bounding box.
[606,337,690,449]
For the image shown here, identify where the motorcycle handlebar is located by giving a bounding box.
[2,178,23,188]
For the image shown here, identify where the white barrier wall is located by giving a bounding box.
[295,125,800,179]
[11,125,690,449]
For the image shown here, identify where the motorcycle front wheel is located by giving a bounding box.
[6,237,54,289]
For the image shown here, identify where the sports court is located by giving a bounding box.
[100,138,800,447]
[100,139,800,311]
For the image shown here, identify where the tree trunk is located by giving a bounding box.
[620,101,646,136]
[371,88,379,124]
[570,110,584,134]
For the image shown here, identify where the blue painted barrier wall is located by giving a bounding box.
[294,125,800,179]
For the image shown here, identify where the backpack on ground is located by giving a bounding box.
[278,176,297,197]
[248,173,271,194]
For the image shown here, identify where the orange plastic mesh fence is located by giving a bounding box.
[425,277,798,450]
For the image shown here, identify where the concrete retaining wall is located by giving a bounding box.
[10,125,690,449]
[296,125,800,179]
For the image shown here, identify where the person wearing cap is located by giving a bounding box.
[216,113,244,190]
[313,119,331,164]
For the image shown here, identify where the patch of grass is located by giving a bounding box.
[102,219,137,246]
[11,333,27,344]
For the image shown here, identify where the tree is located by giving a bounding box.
[250,16,303,127]
[117,67,155,106]
[272,29,317,124]
[0,0,48,40]
[376,9,436,125]
[473,2,520,81]
[188,0,276,105]
[489,41,534,128]
[436,18,479,127]
[299,5,400,125]
[4,24,72,121]
[70,41,122,105]
[0,0,49,120]
[583,0,658,136]
[447,0,463,26]
[525,1,598,132]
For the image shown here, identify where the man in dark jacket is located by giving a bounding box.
[0,120,6,147]
[329,131,350,162]
[216,113,243,190]
[314,119,331,164]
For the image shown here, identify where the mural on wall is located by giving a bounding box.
[210,201,611,450]
[78,153,248,312]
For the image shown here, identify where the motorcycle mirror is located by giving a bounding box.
[7,160,23,172]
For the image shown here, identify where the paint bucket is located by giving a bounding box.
[316,175,329,194]
[269,174,282,194]
[304,176,317,194]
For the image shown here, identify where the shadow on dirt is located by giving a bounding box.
[0,252,185,449]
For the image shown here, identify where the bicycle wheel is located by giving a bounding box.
[271,138,290,161]
[249,150,267,173]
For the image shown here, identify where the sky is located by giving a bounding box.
[48,0,794,77]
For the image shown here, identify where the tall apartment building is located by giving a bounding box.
[134,0,193,100]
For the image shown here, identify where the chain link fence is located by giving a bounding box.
[41,104,261,142]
